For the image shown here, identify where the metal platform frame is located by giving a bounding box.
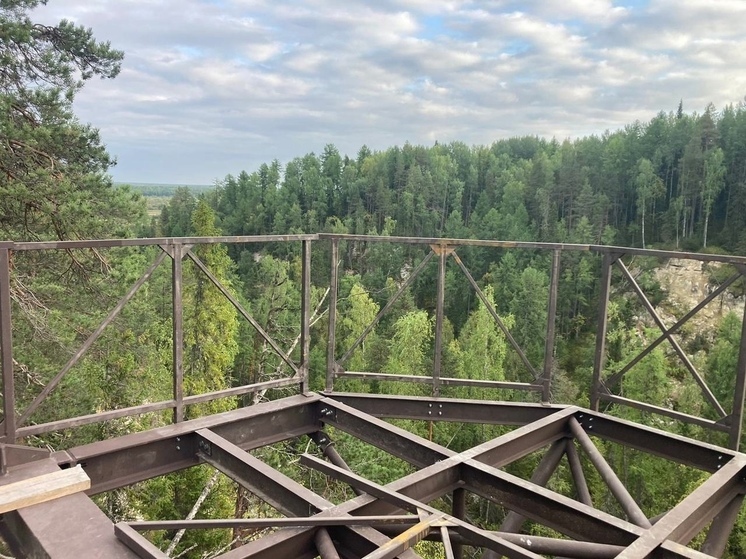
[1,234,746,557]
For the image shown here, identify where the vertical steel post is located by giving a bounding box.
[172,244,184,423]
[451,487,465,559]
[701,493,744,557]
[591,252,614,411]
[433,246,447,397]
[326,239,339,392]
[300,240,311,394]
[729,291,746,449]
[542,249,560,403]
[0,246,15,442]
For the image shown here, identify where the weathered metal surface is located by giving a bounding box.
[321,393,563,424]
[3,234,746,557]
[0,248,15,442]
[196,428,329,516]
[58,394,322,493]
[0,459,139,558]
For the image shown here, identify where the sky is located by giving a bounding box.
[34,0,746,185]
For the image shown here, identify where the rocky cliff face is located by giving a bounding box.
[652,258,744,344]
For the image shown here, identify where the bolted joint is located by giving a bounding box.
[197,438,211,457]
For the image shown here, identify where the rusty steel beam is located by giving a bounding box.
[569,417,651,528]
[0,459,139,558]
[466,406,577,467]
[171,244,185,423]
[311,431,364,496]
[571,410,735,472]
[114,523,167,559]
[327,238,340,392]
[729,272,746,449]
[322,393,564,424]
[334,372,540,393]
[0,246,15,443]
[451,487,466,559]
[598,393,731,432]
[127,516,421,531]
[196,428,330,516]
[542,249,561,402]
[432,245,451,397]
[317,397,455,468]
[591,251,617,411]
[451,251,538,379]
[483,439,567,559]
[701,493,745,557]
[300,239,312,393]
[565,438,593,506]
[301,453,544,559]
[9,234,319,251]
[57,394,322,494]
[461,457,640,546]
[614,457,746,558]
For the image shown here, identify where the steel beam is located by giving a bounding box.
[171,244,185,423]
[542,249,560,402]
[186,249,299,374]
[0,459,139,558]
[196,428,330,516]
[570,417,651,527]
[300,239,311,393]
[614,457,746,558]
[432,245,450,397]
[0,246,15,442]
[322,393,564,424]
[616,260,726,417]
[452,251,538,379]
[701,493,745,557]
[58,394,322,494]
[16,250,168,428]
[565,438,593,506]
[317,397,455,468]
[729,276,746,449]
[572,410,735,472]
[461,457,639,545]
[327,238,340,392]
[301,454,543,559]
[591,251,616,411]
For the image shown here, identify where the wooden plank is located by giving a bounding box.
[0,465,90,513]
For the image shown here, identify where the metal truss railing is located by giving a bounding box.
[0,236,314,442]
[2,235,746,450]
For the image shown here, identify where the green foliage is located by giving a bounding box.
[0,0,145,242]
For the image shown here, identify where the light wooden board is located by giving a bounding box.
[0,465,90,514]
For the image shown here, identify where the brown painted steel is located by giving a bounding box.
[0,248,15,442]
[569,416,651,528]
[171,244,185,423]
[327,239,340,391]
[542,249,560,402]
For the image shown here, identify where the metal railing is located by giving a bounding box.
[2,235,746,448]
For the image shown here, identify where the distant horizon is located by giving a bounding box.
[117,181,214,189]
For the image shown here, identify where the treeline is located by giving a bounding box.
[156,101,746,254]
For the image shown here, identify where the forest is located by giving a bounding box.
[4,0,746,556]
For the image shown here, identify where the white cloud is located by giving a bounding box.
[29,0,746,184]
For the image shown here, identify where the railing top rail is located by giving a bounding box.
[1,234,319,251]
[319,234,746,265]
[2,233,745,266]
[318,233,593,251]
